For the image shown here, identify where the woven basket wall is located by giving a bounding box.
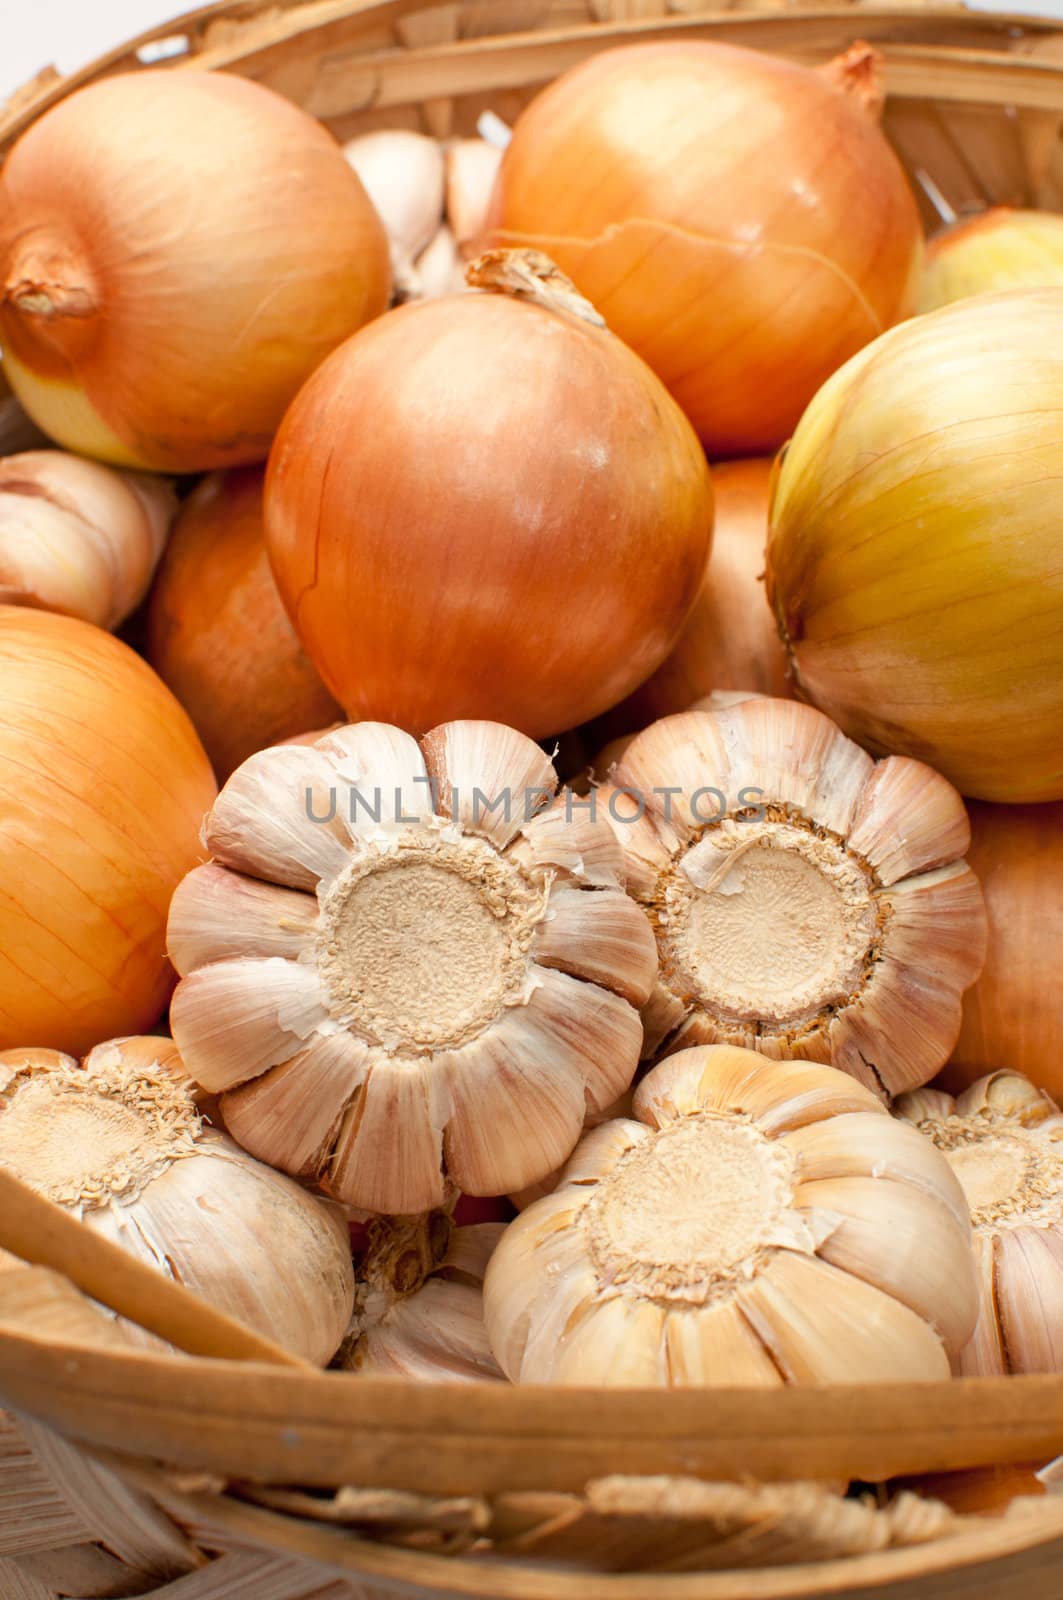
[2,2,1063,1596]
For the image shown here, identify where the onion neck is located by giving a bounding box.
[820,43,885,122]
[466,247,606,329]
[2,231,99,359]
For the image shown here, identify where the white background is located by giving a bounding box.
[3,0,1063,103]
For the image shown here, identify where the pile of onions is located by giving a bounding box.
[943,802,1063,1100]
[766,286,1063,803]
[0,71,390,473]
[265,251,713,737]
[0,608,216,1053]
[590,458,790,743]
[147,468,341,780]
[488,42,922,455]
[920,208,1063,311]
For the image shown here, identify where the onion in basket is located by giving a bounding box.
[896,1074,1063,1375]
[168,718,658,1214]
[146,467,342,782]
[766,286,1063,803]
[0,607,216,1054]
[0,71,390,473]
[920,208,1063,310]
[264,249,713,739]
[484,1045,976,1386]
[488,41,922,455]
[0,1036,354,1364]
[598,697,986,1096]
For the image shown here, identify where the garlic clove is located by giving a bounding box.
[784,1111,971,1230]
[737,1251,951,1384]
[793,1175,977,1353]
[413,224,465,299]
[595,782,674,898]
[483,1189,584,1377]
[555,1116,651,1187]
[167,861,316,975]
[355,1272,504,1382]
[169,956,329,1093]
[613,711,731,845]
[995,1227,1063,1373]
[664,1301,783,1387]
[956,1231,1008,1377]
[955,1069,1057,1126]
[831,957,967,1100]
[445,138,503,255]
[533,881,658,1007]
[639,979,690,1059]
[317,722,434,840]
[879,862,988,988]
[543,1294,668,1387]
[507,793,625,887]
[421,718,557,849]
[511,1255,606,1385]
[634,1041,768,1125]
[204,743,352,889]
[893,1085,956,1124]
[849,756,972,886]
[343,130,445,261]
[715,698,874,837]
[327,1055,448,1214]
[440,982,590,1196]
[220,1032,370,1183]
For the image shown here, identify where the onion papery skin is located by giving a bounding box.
[766,286,1063,803]
[0,608,216,1053]
[0,71,390,473]
[920,208,1063,312]
[488,41,922,456]
[942,801,1063,1099]
[589,458,790,744]
[147,467,342,782]
[265,289,714,737]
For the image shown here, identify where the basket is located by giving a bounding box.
[2,2,1063,1596]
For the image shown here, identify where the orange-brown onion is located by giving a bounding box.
[766,287,1063,803]
[0,71,390,473]
[488,42,922,456]
[147,468,342,782]
[589,458,791,745]
[0,608,216,1053]
[265,274,714,737]
[941,802,1063,1101]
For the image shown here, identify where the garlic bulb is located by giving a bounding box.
[896,1073,1063,1375]
[920,209,1063,311]
[168,720,658,1213]
[445,139,503,256]
[347,1220,504,1382]
[0,1037,354,1364]
[343,130,445,263]
[484,1044,976,1386]
[0,450,174,629]
[599,698,986,1096]
[414,224,466,298]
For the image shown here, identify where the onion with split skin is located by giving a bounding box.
[147,467,342,782]
[265,250,714,738]
[488,41,922,455]
[0,71,390,473]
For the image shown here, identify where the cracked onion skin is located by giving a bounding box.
[488,41,922,456]
[766,287,1063,803]
[265,286,713,738]
[0,71,390,473]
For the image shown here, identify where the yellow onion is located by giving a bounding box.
[0,71,390,473]
[489,42,922,455]
[266,250,713,737]
[942,801,1063,1101]
[589,459,791,745]
[147,467,341,781]
[0,607,216,1053]
[920,208,1063,311]
[767,287,1063,802]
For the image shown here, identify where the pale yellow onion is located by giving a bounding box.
[0,449,174,628]
[0,71,390,472]
[767,287,1063,802]
[920,208,1063,311]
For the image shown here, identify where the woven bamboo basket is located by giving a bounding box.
[2,1,1063,1596]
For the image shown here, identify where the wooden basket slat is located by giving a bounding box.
[13,1541,156,1599]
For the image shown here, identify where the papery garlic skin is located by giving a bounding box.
[920,209,1063,311]
[600,698,985,1097]
[0,1038,354,1365]
[169,720,657,1214]
[896,1072,1063,1376]
[484,1045,975,1387]
[0,450,174,629]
